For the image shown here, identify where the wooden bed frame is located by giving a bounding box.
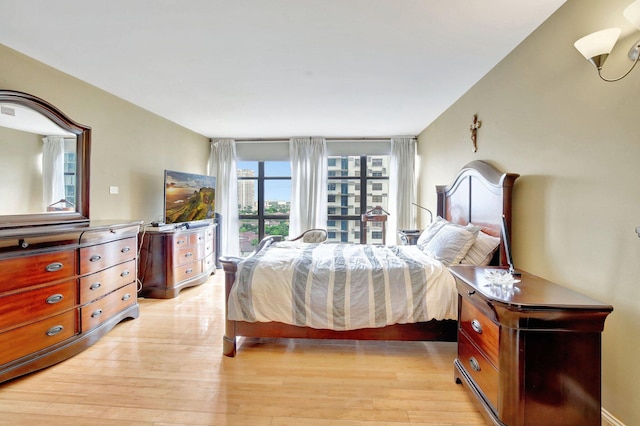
[219,160,519,356]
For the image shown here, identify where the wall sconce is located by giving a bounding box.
[574,0,640,82]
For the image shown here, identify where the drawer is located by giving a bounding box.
[171,261,202,283]
[458,331,499,410]
[79,259,136,305]
[80,282,137,332]
[0,280,77,332]
[174,245,202,266]
[203,253,215,273]
[79,237,136,275]
[0,250,76,293]
[460,297,499,368]
[172,234,191,249]
[0,310,77,366]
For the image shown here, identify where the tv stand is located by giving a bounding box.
[138,222,217,298]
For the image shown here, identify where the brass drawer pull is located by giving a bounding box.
[176,239,186,245]
[45,262,63,272]
[469,357,481,372]
[122,293,131,301]
[46,294,64,304]
[185,252,193,258]
[185,268,193,274]
[89,254,102,262]
[91,309,103,318]
[121,247,131,253]
[121,270,130,277]
[90,282,102,291]
[471,319,483,334]
[46,325,64,336]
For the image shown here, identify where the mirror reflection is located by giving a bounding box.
[0,102,77,216]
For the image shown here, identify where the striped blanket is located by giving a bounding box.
[227,241,457,331]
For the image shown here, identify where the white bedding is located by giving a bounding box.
[227,241,458,331]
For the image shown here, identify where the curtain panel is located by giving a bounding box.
[289,137,328,237]
[208,139,240,257]
[387,137,416,244]
[42,136,65,210]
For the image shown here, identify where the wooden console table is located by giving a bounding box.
[138,222,216,298]
[449,266,612,426]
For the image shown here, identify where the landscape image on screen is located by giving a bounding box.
[164,170,216,224]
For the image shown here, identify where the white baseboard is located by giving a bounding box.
[602,408,625,426]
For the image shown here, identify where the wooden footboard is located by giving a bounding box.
[219,253,457,357]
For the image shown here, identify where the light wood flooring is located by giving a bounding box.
[0,271,486,426]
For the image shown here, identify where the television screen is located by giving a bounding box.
[164,170,216,224]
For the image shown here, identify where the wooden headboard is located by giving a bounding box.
[435,161,519,266]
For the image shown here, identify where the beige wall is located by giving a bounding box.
[417,0,640,423]
[0,126,42,214]
[0,44,210,224]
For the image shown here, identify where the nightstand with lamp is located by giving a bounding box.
[398,203,433,245]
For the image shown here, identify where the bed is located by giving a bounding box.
[219,160,519,356]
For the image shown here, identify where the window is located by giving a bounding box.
[326,155,389,244]
[237,161,291,256]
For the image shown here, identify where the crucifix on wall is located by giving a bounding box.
[470,114,481,152]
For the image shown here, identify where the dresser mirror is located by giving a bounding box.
[0,90,90,229]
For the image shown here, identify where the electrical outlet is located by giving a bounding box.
[109,186,119,195]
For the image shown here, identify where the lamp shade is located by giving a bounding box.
[574,28,621,60]
[624,0,640,30]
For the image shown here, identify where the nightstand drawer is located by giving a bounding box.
[459,297,499,368]
[458,331,499,410]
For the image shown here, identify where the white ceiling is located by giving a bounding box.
[0,0,566,139]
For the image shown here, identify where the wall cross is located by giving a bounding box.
[470,114,481,152]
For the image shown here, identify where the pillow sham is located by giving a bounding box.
[461,230,501,266]
[424,222,480,266]
[416,216,448,251]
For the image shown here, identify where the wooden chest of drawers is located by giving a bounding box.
[450,266,613,426]
[0,221,141,384]
[138,223,216,298]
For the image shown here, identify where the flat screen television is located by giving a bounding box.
[163,169,216,225]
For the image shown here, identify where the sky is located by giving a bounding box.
[237,161,291,201]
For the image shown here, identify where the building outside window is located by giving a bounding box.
[326,155,389,244]
[237,161,291,256]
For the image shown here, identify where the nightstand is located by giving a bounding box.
[449,266,613,426]
[398,229,421,245]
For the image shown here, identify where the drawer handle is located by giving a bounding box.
[91,309,103,318]
[185,252,193,258]
[121,270,130,277]
[185,268,193,274]
[471,319,483,334]
[469,357,481,372]
[177,239,186,245]
[46,294,64,304]
[90,282,102,291]
[45,262,63,272]
[122,293,131,301]
[46,325,64,336]
[467,290,476,296]
[89,254,102,262]
[121,247,131,253]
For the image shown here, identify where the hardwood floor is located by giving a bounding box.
[0,272,485,426]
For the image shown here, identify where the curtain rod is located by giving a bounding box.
[213,136,417,143]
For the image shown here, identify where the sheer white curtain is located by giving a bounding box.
[208,139,240,257]
[289,137,328,237]
[42,136,66,209]
[387,137,416,244]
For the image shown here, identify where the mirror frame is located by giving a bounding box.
[0,90,91,229]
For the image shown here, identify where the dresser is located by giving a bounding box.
[449,266,613,426]
[138,223,216,298]
[0,220,141,384]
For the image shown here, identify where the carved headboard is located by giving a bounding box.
[435,161,519,266]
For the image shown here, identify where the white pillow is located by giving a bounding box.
[424,223,480,266]
[416,216,449,250]
[461,230,501,266]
